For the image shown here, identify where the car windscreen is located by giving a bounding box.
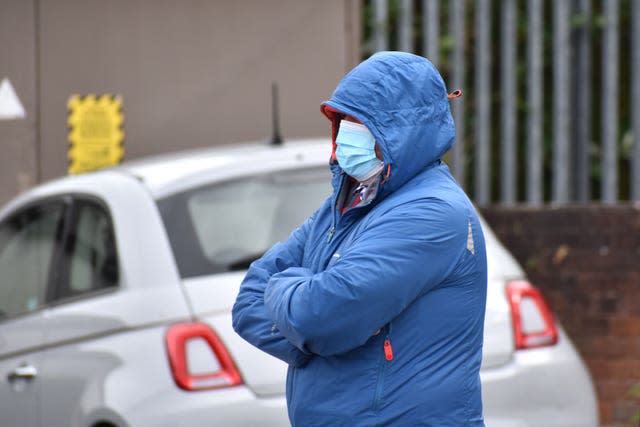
[156,166,332,278]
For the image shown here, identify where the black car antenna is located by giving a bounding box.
[269,82,283,146]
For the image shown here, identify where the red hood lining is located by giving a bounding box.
[320,104,343,162]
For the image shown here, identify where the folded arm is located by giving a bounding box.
[231,214,316,367]
[263,200,469,356]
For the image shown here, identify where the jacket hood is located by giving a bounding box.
[322,51,455,194]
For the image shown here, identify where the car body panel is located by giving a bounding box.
[38,323,289,427]
[0,313,46,359]
[0,351,41,427]
[40,286,191,347]
[183,274,290,397]
[0,312,46,427]
[482,328,599,427]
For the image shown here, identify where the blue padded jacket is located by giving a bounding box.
[232,51,487,427]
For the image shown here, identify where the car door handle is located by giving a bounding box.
[7,364,38,382]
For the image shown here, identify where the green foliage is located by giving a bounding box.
[629,382,640,423]
[630,382,640,399]
[570,12,589,30]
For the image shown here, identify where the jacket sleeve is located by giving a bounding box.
[263,199,470,357]
[231,214,315,367]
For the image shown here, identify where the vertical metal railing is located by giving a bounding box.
[474,0,491,205]
[553,0,570,203]
[573,0,592,203]
[364,0,639,205]
[601,0,619,203]
[526,0,543,205]
[372,0,388,52]
[398,0,414,52]
[449,0,466,188]
[422,0,439,66]
[501,0,516,204]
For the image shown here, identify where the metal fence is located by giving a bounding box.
[364,0,640,205]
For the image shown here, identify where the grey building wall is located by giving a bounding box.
[0,0,39,202]
[0,0,360,205]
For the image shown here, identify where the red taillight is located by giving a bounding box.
[165,322,243,391]
[506,280,559,350]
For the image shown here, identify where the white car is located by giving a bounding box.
[0,139,598,427]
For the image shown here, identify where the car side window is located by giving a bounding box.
[0,202,65,318]
[60,199,119,298]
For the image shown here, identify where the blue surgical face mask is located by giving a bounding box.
[335,120,383,181]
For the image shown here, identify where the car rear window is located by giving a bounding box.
[157,167,332,278]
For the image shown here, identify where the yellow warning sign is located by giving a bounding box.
[67,94,124,174]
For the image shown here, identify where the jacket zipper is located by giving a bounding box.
[326,226,336,243]
[383,336,394,361]
[327,174,346,244]
[384,322,394,360]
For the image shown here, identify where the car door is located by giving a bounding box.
[37,196,121,426]
[0,200,68,427]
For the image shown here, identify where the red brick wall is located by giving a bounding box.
[481,204,640,427]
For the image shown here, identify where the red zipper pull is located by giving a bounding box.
[384,338,394,361]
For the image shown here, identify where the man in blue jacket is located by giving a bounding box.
[232,51,487,426]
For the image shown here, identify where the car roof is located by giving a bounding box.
[115,138,332,198]
[0,138,332,216]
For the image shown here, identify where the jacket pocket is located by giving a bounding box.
[372,323,393,412]
[286,366,297,410]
